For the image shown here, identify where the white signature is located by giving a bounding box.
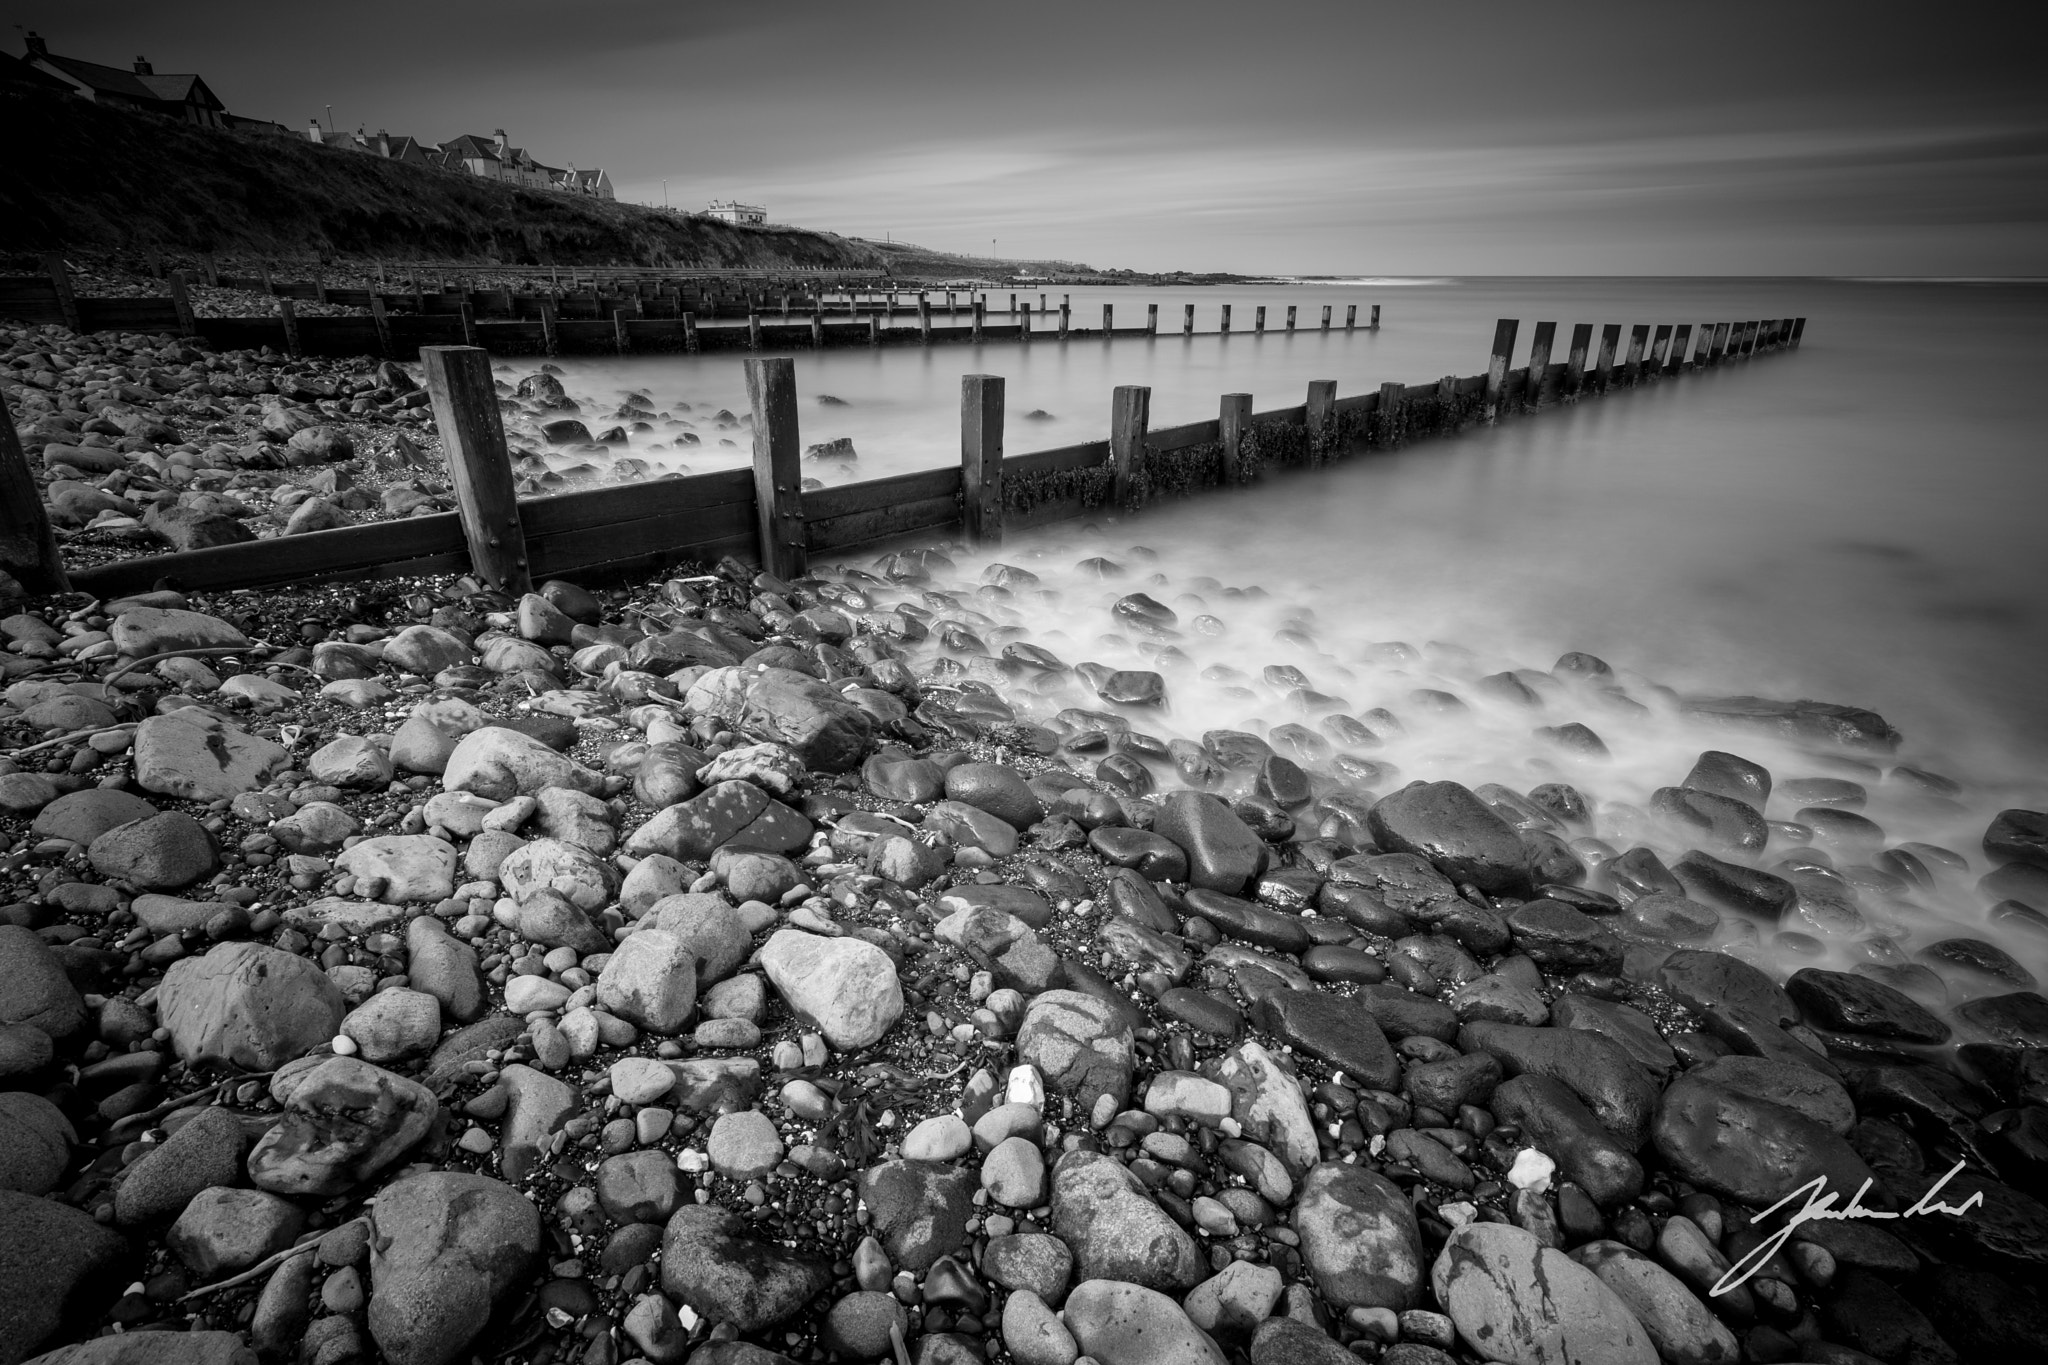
[1711,1159,1984,1296]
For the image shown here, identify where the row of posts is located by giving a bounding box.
[1481,315,1806,421]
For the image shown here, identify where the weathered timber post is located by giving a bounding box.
[1109,386,1150,511]
[1564,323,1593,398]
[1220,304,1232,336]
[1306,379,1337,465]
[0,396,69,594]
[458,302,478,348]
[1526,322,1556,406]
[314,278,329,305]
[1741,321,1760,356]
[169,273,198,336]
[1219,393,1253,483]
[1690,324,1714,367]
[1667,324,1692,375]
[422,346,531,596]
[1375,380,1407,444]
[539,300,558,356]
[1484,318,1519,423]
[259,262,276,294]
[412,275,425,313]
[1371,304,1381,329]
[682,312,699,354]
[1623,324,1649,383]
[918,296,932,345]
[1706,322,1728,362]
[811,309,825,348]
[201,252,219,287]
[1147,304,1157,336]
[614,310,633,355]
[1009,293,1017,315]
[1346,305,1357,330]
[868,317,881,346]
[748,313,763,350]
[1183,304,1195,337]
[1254,306,1266,335]
[1321,305,1332,332]
[972,301,984,343]
[1058,303,1070,339]
[781,295,792,321]
[1790,317,1807,347]
[368,294,393,357]
[279,298,302,357]
[43,255,80,333]
[1286,305,1296,333]
[1021,303,1032,343]
[1650,324,1673,374]
[1103,304,1113,335]
[744,357,806,581]
[961,374,1005,547]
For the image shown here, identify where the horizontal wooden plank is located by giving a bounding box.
[1149,419,1219,453]
[1008,493,1094,531]
[78,299,183,331]
[1005,440,1109,479]
[519,468,756,536]
[67,512,466,596]
[808,494,960,553]
[195,319,290,350]
[803,466,961,521]
[529,500,757,578]
[1251,403,1308,427]
[0,279,58,301]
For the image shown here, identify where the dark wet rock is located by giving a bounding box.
[1569,1239,1740,1365]
[1656,949,1797,1025]
[1097,670,1165,706]
[1907,1263,2048,1365]
[1688,1055,1854,1133]
[1302,943,1385,985]
[0,925,87,1041]
[1152,792,1263,894]
[1493,1074,1646,1208]
[1548,995,1675,1078]
[1208,1040,1318,1177]
[1982,861,2048,911]
[1917,937,2035,988]
[86,810,218,890]
[1250,989,1399,1090]
[1294,1162,1425,1310]
[660,1204,833,1332]
[1090,827,1188,880]
[1251,1318,1356,1365]
[1698,1001,1843,1081]
[248,1056,437,1196]
[1820,1268,1958,1365]
[114,1105,245,1225]
[1653,787,1767,853]
[1368,781,1531,894]
[1431,1221,1657,1365]
[1507,900,1623,972]
[859,1160,974,1272]
[1681,750,1772,807]
[1788,968,1950,1043]
[1459,1021,1657,1149]
[1403,1051,1502,1112]
[944,761,1042,828]
[1016,990,1135,1112]
[1621,891,1720,941]
[1984,809,2048,871]
[1050,1150,1205,1292]
[1184,888,1309,954]
[1890,1165,2048,1275]
[1354,983,1460,1042]
[1652,1070,1880,1206]
[684,666,874,772]
[1605,846,1685,902]
[0,1189,128,1365]
[1679,696,1902,751]
[1537,722,1610,756]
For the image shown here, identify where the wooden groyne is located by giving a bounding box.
[0,314,1804,601]
[0,258,1382,358]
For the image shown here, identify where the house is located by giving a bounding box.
[707,200,767,226]
[20,33,228,127]
[436,130,560,191]
[555,165,615,200]
[366,130,438,167]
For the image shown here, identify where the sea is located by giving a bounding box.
[513,277,2048,993]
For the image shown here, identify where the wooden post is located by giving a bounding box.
[866,316,879,346]
[1286,305,1296,333]
[1219,392,1252,483]
[1371,304,1381,329]
[0,397,69,594]
[1146,303,1157,336]
[1378,381,1405,443]
[1623,324,1649,382]
[314,278,329,305]
[1525,322,1556,406]
[744,357,806,581]
[961,374,1004,547]
[1254,306,1266,335]
[615,309,632,354]
[972,300,984,343]
[1740,321,1760,356]
[201,252,218,287]
[1021,302,1032,342]
[1058,302,1070,339]
[781,294,791,321]
[1564,322,1593,397]
[811,309,824,348]
[1009,292,1017,315]
[279,297,301,356]
[1790,317,1807,347]
[1221,304,1232,336]
[1649,324,1673,374]
[1306,379,1336,464]
[259,262,276,294]
[1110,385,1150,510]
[1103,303,1113,335]
[540,299,559,356]
[918,296,932,345]
[421,346,531,596]
[1321,304,1332,332]
[43,255,80,332]
[1346,304,1357,330]
[412,275,425,313]
[1484,317,1519,422]
[1666,324,1692,374]
[368,293,392,357]
[1183,304,1194,336]
[168,272,198,336]
[748,312,762,349]
[1689,324,1713,366]
[458,302,478,348]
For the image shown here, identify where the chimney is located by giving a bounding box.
[25,31,47,58]
[494,129,508,155]
[133,56,153,75]
[307,118,324,143]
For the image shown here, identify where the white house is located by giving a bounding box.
[706,200,767,226]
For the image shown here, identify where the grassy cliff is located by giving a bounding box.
[3,86,883,270]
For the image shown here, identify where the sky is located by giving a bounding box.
[15,0,2048,275]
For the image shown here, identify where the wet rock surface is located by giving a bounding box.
[0,460,2041,1365]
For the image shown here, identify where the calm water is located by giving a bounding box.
[504,279,2048,992]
